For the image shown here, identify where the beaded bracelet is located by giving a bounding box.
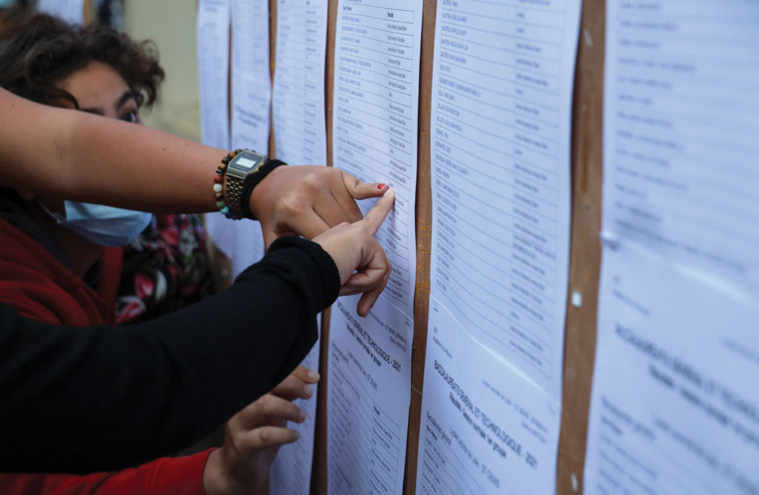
[213,150,239,219]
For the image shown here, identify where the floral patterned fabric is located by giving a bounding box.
[115,213,214,325]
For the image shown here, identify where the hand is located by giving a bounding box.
[203,366,320,495]
[314,189,395,316]
[248,165,389,247]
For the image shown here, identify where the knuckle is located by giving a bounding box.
[279,194,301,216]
[258,429,272,444]
[304,172,325,190]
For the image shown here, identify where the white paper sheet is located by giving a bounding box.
[601,0,759,295]
[270,320,321,495]
[204,218,266,280]
[327,296,413,495]
[420,2,581,491]
[585,246,759,495]
[197,0,231,151]
[585,3,759,494]
[428,0,580,405]
[197,0,235,267]
[230,0,271,153]
[36,0,84,25]
[204,0,271,279]
[326,2,423,491]
[267,5,328,493]
[272,0,329,166]
[416,298,560,495]
[331,0,423,317]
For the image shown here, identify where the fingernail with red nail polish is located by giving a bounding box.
[377,183,386,189]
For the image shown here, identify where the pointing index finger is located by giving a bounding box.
[361,189,395,235]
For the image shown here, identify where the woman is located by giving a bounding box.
[5,8,213,324]
[0,11,215,325]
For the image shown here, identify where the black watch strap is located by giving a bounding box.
[240,159,288,220]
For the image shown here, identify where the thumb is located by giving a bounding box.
[342,170,390,200]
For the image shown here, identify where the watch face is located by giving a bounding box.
[229,156,257,173]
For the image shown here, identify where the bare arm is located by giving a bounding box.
[0,87,389,239]
[0,87,223,213]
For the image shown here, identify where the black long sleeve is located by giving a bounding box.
[0,236,340,474]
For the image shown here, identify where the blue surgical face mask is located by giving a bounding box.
[38,200,152,247]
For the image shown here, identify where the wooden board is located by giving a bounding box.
[276,1,606,493]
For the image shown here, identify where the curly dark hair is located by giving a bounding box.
[0,13,164,110]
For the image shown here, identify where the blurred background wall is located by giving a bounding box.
[123,0,201,141]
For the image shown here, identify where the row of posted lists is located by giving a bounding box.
[196,1,759,494]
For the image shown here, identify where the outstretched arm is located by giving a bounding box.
[0,193,393,473]
[0,87,387,241]
[0,87,222,213]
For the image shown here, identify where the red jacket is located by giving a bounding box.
[0,218,212,494]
